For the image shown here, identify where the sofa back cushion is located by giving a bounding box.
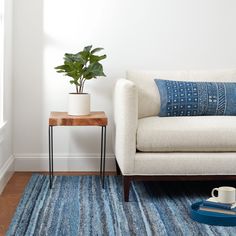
[127,70,236,118]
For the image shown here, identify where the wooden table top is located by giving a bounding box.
[49,111,108,126]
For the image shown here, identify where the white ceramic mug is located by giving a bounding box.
[211,186,236,204]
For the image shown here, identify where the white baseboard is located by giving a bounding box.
[14,153,116,172]
[0,155,14,194]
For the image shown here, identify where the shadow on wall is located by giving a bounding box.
[40,0,117,157]
[14,1,125,161]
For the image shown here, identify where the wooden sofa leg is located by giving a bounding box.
[123,176,131,202]
[115,159,121,176]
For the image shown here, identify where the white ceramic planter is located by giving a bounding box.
[68,93,90,116]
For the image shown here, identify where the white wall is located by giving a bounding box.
[0,0,14,193]
[13,0,236,171]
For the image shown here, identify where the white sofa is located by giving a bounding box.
[113,69,236,201]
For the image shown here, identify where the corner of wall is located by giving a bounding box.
[0,155,14,194]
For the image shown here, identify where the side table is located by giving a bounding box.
[48,111,108,189]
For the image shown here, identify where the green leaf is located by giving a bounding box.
[79,51,89,62]
[64,53,75,62]
[55,45,107,89]
[100,71,106,76]
[66,71,78,78]
[73,53,86,64]
[99,54,107,60]
[83,62,106,78]
[91,47,104,54]
[89,54,107,63]
[55,65,68,70]
[64,61,73,67]
[73,80,80,86]
[83,71,94,80]
[73,62,84,71]
[89,55,100,63]
[83,45,93,52]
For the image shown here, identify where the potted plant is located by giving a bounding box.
[55,45,106,116]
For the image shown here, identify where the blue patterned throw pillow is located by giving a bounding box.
[154,79,236,117]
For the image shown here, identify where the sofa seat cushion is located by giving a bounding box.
[137,116,236,152]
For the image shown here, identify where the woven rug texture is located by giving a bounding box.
[6,175,236,236]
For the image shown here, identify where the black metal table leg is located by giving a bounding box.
[49,125,54,189]
[100,126,104,176]
[100,126,106,188]
[49,126,52,188]
[51,126,54,178]
[102,126,106,188]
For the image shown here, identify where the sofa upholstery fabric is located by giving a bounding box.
[137,116,236,152]
[127,70,236,118]
[134,152,236,175]
[113,69,236,176]
[113,79,138,174]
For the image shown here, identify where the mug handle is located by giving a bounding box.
[211,188,219,198]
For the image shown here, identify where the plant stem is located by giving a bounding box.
[81,79,85,93]
[79,77,84,93]
[78,78,82,93]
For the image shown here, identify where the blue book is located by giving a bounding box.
[199,205,236,215]
[202,200,236,210]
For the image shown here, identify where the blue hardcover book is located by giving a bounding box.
[202,200,236,210]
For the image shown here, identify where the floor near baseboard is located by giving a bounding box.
[0,171,116,236]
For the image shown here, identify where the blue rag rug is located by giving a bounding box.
[6,175,236,236]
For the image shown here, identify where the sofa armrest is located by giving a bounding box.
[113,79,138,175]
